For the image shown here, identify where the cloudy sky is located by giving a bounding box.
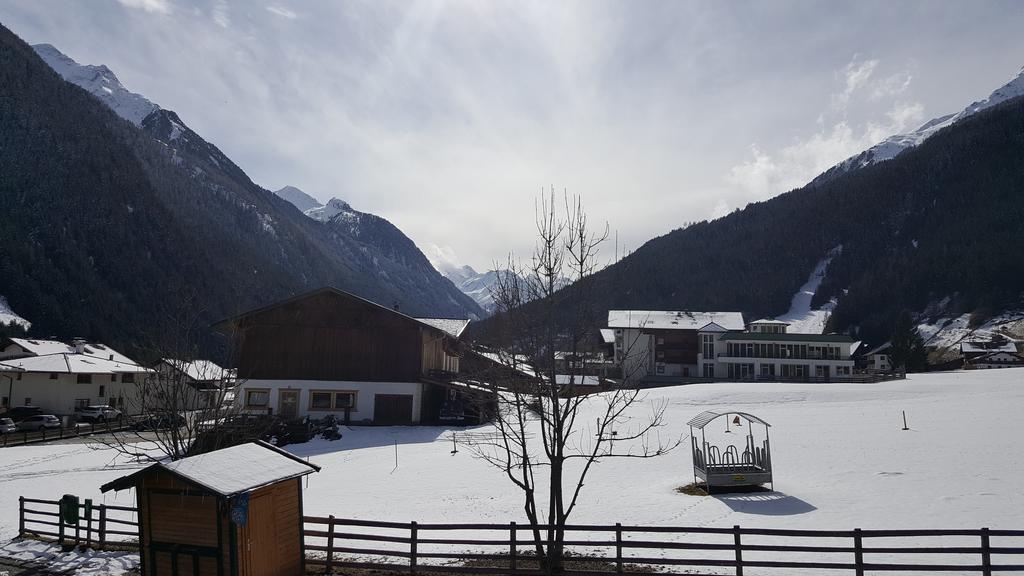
[2,1,1023,271]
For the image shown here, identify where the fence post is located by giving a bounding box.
[509,522,517,573]
[981,527,991,576]
[853,528,863,576]
[410,521,418,576]
[98,505,107,549]
[325,515,334,574]
[18,496,25,537]
[615,523,623,573]
[733,525,743,576]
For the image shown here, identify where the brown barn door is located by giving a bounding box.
[373,394,414,425]
[278,389,299,420]
[244,492,279,576]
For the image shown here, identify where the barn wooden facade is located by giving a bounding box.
[101,441,319,576]
[214,288,476,424]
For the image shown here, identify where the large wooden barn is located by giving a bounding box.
[214,287,491,425]
[100,441,320,576]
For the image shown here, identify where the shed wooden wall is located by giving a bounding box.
[137,471,231,576]
[229,291,432,381]
[236,479,303,576]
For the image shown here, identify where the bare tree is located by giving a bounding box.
[463,190,679,574]
[93,299,248,462]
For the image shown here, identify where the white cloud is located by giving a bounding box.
[115,0,170,14]
[727,56,923,202]
[266,5,297,20]
[212,0,229,28]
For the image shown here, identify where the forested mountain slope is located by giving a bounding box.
[0,24,480,358]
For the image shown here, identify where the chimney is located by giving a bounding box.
[70,337,87,354]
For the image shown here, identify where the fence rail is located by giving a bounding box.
[18,496,139,549]
[16,497,1024,574]
[301,516,1024,575]
[1,415,146,448]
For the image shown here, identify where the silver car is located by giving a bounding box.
[16,414,61,431]
[0,418,15,434]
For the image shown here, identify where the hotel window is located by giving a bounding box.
[245,389,270,408]
[122,373,135,383]
[75,398,90,410]
[49,373,58,380]
[77,374,92,384]
[98,385,106,398]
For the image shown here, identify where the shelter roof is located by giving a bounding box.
[687,410,770,429]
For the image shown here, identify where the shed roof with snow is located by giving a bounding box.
[607,310,745,331]
[101,440,320,497]
[415,317,471,338]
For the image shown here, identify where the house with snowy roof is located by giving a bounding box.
[608,311,857,384]
[966,350,1024,370]
[153,358,237,408]
[0,337,150,414]
[214,287,483,425]
[960,339,1018,360]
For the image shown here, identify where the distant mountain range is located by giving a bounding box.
[0,27,481,358]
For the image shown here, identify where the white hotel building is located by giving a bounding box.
[609,312,857,385]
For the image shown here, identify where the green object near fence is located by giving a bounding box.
[59,494,79,525]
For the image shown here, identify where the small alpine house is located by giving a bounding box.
[100,441,320,576]
[687,410,773,492]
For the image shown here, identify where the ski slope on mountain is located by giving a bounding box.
[774,248,842,334]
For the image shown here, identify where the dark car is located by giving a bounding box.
[133,413,186,431]
[2,405,42,421]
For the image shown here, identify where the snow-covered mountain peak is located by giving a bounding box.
[816,64,1024,183]
[32,43,159,126]
[274,186,323,213]
[305,197,356,222]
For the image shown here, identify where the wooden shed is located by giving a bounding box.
[101,440,320,576]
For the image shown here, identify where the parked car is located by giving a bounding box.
[0,418,16,434]
[78,405,123,422]
[16,415,62,431]
[2,405,42,421]
[132,413,185,431]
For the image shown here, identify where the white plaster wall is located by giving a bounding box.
[237,379,424,423]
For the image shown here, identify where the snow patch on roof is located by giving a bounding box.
[158,442,318,496]
[607,310,745,331]
[415,318,470,338]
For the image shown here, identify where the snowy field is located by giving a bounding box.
[2,369,1024,574]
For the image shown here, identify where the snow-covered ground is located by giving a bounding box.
[918,311,1024,352]
[3,370,1023,573]
[0,296,30,330]
[775,248,840,334]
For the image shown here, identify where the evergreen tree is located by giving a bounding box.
[889,311,928,373]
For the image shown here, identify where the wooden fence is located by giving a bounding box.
[17,497,1024,574]
[301,517,1024,576]
[1,416,145,448]
[18,497,139,550]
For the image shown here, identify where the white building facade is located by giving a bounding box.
[610,312,857,384]
[0,338,150,414]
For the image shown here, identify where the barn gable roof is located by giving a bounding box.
[101,441,320,497]
[212,286,467,340]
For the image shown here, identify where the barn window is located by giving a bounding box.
[245,389,270,407]
[309,390,357,411]
[310,392,333,410]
